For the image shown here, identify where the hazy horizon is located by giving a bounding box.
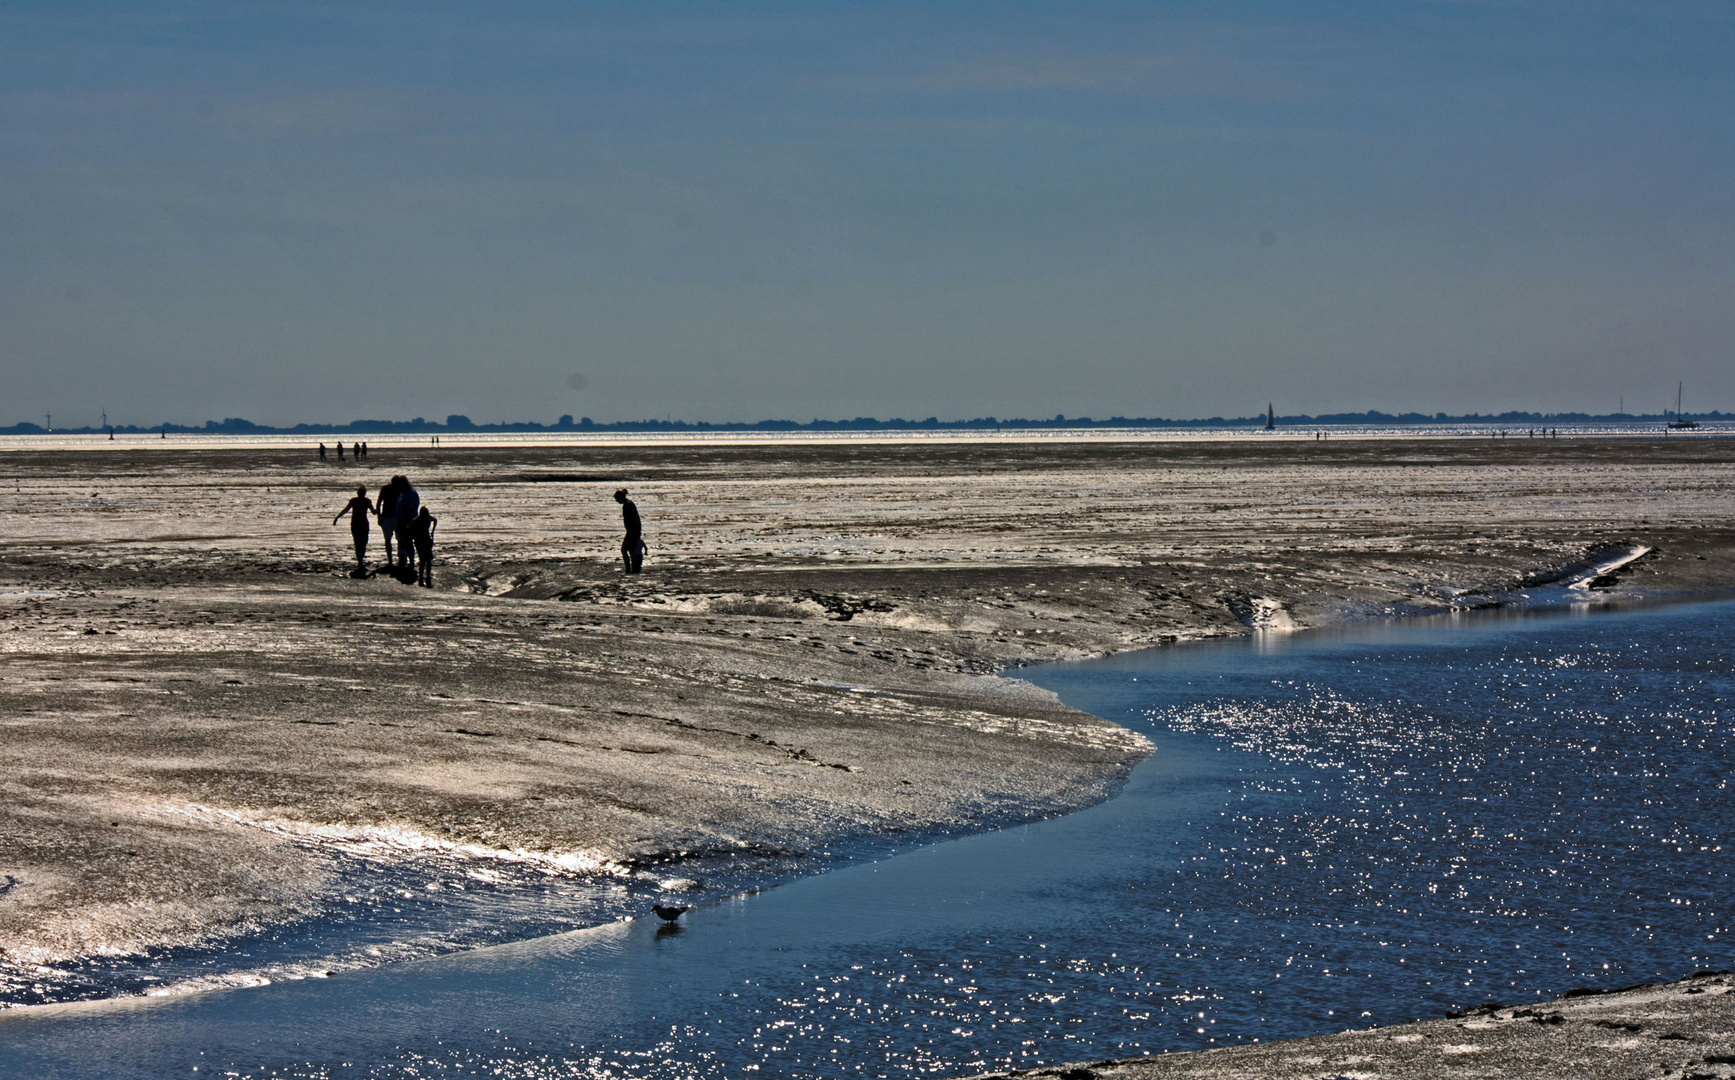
[6,403,1722,435]
[4,1,1732,428]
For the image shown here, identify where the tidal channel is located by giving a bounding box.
[6,598,1735,1078]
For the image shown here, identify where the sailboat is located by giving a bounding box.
[1667,382,1700,430]
[1264,402,1275,430]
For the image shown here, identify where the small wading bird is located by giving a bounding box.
[652,904,690,922]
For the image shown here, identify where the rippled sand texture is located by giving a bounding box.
[2,435,1733,997]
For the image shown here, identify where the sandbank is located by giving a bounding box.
[970,970,1735,1079]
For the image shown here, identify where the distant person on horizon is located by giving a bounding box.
[614,488,644,574]
[409,506,438,587]
[395,476,421,577]
[360,441,368,460]
[337,441,346,461]
[319,443,327,461]
[333,485,374,576]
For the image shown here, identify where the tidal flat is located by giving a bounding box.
[2,434,1733,1016]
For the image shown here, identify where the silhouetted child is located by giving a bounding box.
[332,485,374,576]
[409,506,437,587]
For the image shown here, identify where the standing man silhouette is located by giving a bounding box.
[614,488,644,574]
[394,476,421,577]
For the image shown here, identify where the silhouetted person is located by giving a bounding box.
[615,488,644,574]
[376,476,401,566]
[319,442,327,461]
[333,485,374,576]
[409,506,438,587]
[395,476,421,577]
[337,441,346,461]
[360,441,368,460]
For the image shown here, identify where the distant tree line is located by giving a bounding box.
[2,409,1725,437]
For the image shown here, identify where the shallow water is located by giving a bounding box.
[6,598,1735,1077]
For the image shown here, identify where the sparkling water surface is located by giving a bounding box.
[6,598,1735,1078]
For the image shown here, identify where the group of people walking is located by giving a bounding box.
[333,479,648,585]
[320,441,367,462]
[333,474,437,585]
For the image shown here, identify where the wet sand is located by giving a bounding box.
[973,971,1735,1079]
[3,434,1735,1015]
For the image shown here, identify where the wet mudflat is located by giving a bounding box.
[2,433,1734,1008]
[7,597,1735,1079]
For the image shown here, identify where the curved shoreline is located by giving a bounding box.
[992,591,1735,1080]
[6,593,1728,1080]
[4,436,1735,1019]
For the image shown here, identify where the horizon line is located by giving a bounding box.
[2,408,1726,437]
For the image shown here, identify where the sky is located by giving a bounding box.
[3,0,1733,427]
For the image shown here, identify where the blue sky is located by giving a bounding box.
[3,1,1732,425]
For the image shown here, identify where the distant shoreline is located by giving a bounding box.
[3,409,1724,438]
